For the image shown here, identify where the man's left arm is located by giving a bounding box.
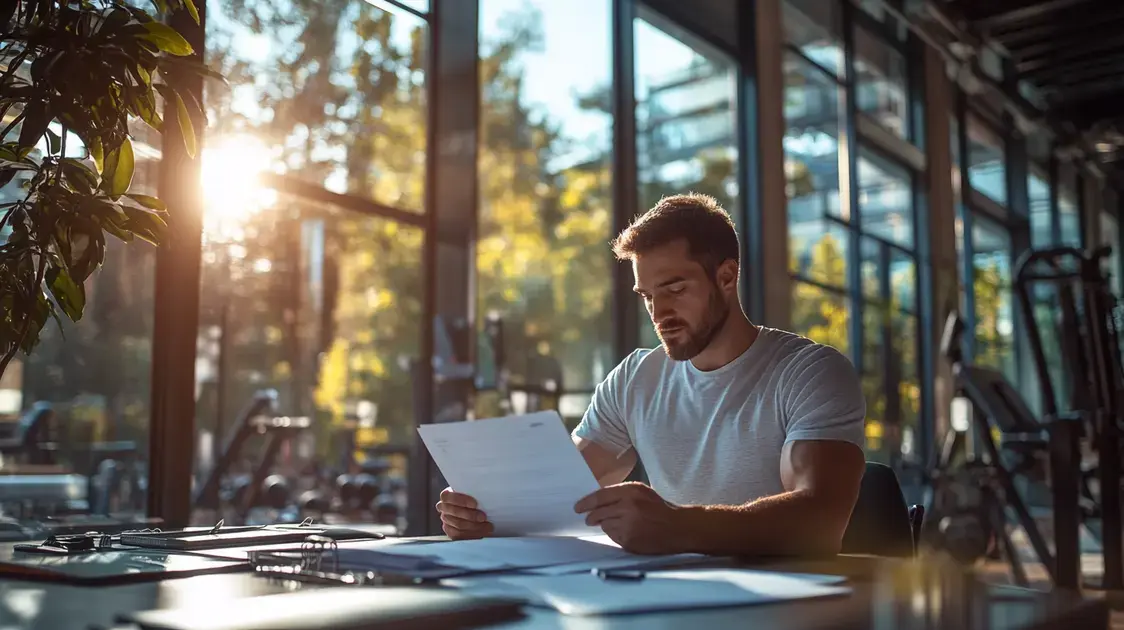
[576,346,866,557]
[675,347,868,556]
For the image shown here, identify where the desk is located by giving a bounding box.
[0,544,1106,629]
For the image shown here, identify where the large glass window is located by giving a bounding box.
[634,15,738,349]
[966,115,1007,207]
[198,0,429,529]
[852,24,910,141]
[1028,163,1052,247]
[206,1,427,212]
[9,121,160,523]
[784,50,850,353]
[1103,189,1121,296]
[477,0,614,425]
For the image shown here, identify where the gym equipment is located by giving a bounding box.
[192,390,311,525]
[1013,246,1124,590]
[921,312,1053,587]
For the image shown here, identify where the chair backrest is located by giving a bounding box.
[840,462,916,557]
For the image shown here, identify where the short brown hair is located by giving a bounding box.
[610,193,739,277]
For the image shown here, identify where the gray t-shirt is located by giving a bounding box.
[572,327,866,506]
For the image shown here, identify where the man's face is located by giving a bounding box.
[632,239,733,361]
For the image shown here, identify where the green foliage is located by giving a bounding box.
[0,0,217,378]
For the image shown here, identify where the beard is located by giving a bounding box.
[656,286,730,361]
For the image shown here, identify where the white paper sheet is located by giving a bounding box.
[445,569,852,615]
[351,535,645,572]
[418,411,601,537]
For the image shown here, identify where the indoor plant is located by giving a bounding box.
[0,0,213,380]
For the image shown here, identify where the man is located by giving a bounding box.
[437,194,867,557]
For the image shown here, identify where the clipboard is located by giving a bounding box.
[119,519,380,551]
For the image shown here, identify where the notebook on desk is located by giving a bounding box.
[124,586,525,630]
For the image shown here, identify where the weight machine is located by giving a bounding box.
[923,246,1124,590]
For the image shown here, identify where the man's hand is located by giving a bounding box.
[574,482,684,555]
[436,488,493,540]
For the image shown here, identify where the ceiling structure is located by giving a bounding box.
[927,0,1124,177]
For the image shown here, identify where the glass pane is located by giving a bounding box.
[791,220,850,289]
[1029,164,1052,247]
[782,0,845,78]
[853,25,910,141]
[860,238,916,311]
[194,193,422,530]
[857,147,914,249]
[970,216,1016,383]
[10,119,159,525]
[206,0,427,213]
[1058,162,1081,247]
[895,311,921,459]
[966,116,1007,206]
[784,52,846,233]
[634,18,738,227]
[791,281,850,354]
[477,0,614,397]
[394,0,429,13]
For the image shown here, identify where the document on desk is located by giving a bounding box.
[418,411,600,537]
[445,569,852,616]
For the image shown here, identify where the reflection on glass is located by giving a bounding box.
[1029,165,1051,247]
[967,116,1007,206]
[784,51,845,245]
[205,0,427,213]
[11,118,160,523]
[970,216,1016,383]
[782,0,844,77]
[860,237,916,310]
[853,25,909,140]
[792,281,850,354]
[1058,162,1081,247]
[857,147,913,249]
[477,0,613,408]
[634,18,738,226]
[194,192,422,529]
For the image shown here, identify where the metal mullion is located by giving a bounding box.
[612,0,639,360]
[736,0,762,322]
[842,0,865,372]
[790,273,849,297]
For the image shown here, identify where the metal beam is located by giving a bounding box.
[992,9,1124,49]
[611,0,639,360]
[406,0,478,537]
[1049,87,1124,127]
[1021,51,1124,86]
[1015,30,1124,74]
[148,1,206,528]
[972,0,1095,30]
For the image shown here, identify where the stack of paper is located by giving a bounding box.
[445,569,851,615]
[332,535,704,577]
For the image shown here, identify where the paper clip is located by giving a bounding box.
[593,569,646,581]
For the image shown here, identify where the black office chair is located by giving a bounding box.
[840,462,922,557]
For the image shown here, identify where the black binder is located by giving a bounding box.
[124,586,525,630]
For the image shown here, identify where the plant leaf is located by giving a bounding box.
[125,193,166,211]
[138,22,194,56]
[88,138,104,175]
[182,0,199,25]
[45,128,60,154]
[17,102,51,151]
[46,266,85,321]
[104,137,134,197]
[61,159,98,195]
[122,206,167,246]
[173,92,195,158]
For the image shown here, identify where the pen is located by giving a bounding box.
[593,569,646,581]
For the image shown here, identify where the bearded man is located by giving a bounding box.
[436,193,868,557]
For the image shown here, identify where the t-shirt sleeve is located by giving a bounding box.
[571,351,639,456]
[782,345,866,449]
